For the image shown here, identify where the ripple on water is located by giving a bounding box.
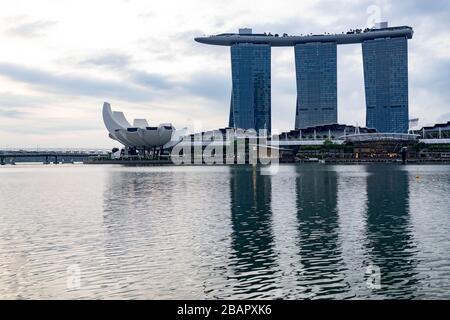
[0,164,450,299]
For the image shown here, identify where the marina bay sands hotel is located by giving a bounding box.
[195,23,414,134]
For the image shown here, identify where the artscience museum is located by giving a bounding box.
[102,102,187,156]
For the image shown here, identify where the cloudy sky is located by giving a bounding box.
[0,0,449,148]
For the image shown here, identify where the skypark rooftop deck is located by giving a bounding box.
[195,26,413,46]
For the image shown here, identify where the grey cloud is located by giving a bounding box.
[139,29,228,61]
[6,19,57,38]
[81,53,131,69]
[129,69,234,103]
[390,0,450,17]
[179,73,230,102]
[0,61,232,108]
[0,109,28,118]
[130,70,231,103]
[3,122,102,135]
[0,92,42,108]
[78,52,179,90]
[38,123,101,133]
[306,0,450,31]
[0,62,153,102]
[0,92,41,119]
[129,71,175,90]
[412,59,450,100]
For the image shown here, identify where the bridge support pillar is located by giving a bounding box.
[0,157,4,165]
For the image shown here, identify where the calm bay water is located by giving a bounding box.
[0,164,450,299]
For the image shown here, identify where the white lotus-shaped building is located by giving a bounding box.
[102,102,187,149]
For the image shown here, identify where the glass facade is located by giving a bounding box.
[294,42,337,129]
[362,37,409,133]
[229,43,271,133]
